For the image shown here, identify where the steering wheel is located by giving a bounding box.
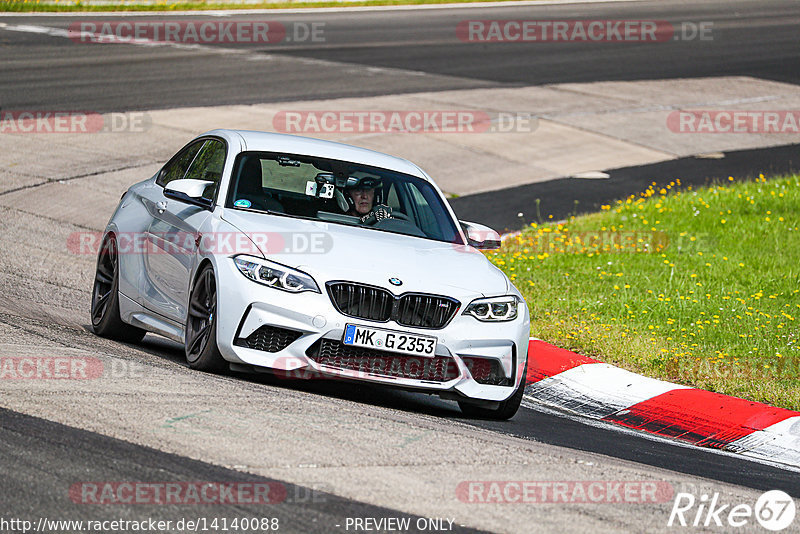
[390,211,410,221]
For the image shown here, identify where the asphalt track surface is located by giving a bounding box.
[450,142,800,231]
[3,0,800,231]
[1,408,486,534]
[2,0,800,531]
[1,0,799,112]
[0,326,798,526]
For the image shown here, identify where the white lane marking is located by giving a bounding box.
[0,0,648,17]
[0,21,176,48]
[0,21,269,53]
[520,398,800,473]
[0,23,69,37]
[0,21,434,77]
[525,362,690,419]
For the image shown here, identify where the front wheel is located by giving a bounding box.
[185,264,227,373]
[91,236,146,343]
[458,375,526,420]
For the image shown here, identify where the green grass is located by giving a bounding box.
[0,0,526,12]
[491,175,800,410]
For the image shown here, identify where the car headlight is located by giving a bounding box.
[233,255,320,293]
[463,296,519,322]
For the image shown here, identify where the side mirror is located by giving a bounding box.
[164,179,214,209]
[460,220,501,250]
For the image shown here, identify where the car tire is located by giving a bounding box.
[185,264,227,373]
[91,235,147,343]
[458,374,526,420]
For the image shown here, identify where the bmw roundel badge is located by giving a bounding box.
[389,277,403,286]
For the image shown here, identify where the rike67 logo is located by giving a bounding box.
[668,490,796,531]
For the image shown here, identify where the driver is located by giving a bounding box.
[348,185,376,217]
[344,175,392,223]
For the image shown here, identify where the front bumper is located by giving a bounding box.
[214,258,530,402]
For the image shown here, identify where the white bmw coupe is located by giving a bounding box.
[91,130,530,419]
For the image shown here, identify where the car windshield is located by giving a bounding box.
[225,151,463,244]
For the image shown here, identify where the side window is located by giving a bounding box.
[156,141,204,187]
[184,139,227,200]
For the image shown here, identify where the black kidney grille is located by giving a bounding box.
[396,293,459,328]
[235,325,302,353]
[328,283,393,321]
[462,356,512,386]
[327,282,459,329]
[306,339,459,382]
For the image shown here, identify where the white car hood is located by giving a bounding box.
[219,208,508,299]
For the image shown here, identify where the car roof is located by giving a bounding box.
[201,129,429,180]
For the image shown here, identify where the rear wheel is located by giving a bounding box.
[458,375,526,420]
[185,264,227,373]
[91,236,146,343]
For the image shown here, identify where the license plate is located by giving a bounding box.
[342,324,437,357]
